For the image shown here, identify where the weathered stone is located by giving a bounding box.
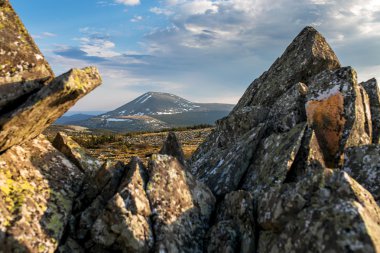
[159,131,186,165]
[0,67,102,153]
[306,67,372,167]
[361,78,380,143]
[90,157,153,253]
[0,1,54,110]
[57,237,84,253]
[194,124,266,198]
[257,169,380,252]
[241,123,306,199]
[147,154,215,253]
[0,135,83,253]
[234,26,340,111]
[207,190,256,253]
[52,132,101,176]
[343,144,380,202]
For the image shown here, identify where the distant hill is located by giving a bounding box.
[64,92,234,132]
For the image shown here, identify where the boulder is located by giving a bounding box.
[361,78,380,143]
[147,154,215,252]
[206,190,256,253]
[306,67,372,167]
[159,131,186,165]
[0,135,83,253]
[0,67,102,153]
[343,144,380,202]
[0,0,54,110]
[52,132,101,176]
[257,169,380,252]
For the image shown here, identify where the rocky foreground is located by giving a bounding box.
[0,1,380,253]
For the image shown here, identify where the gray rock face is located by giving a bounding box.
[159,131,186,165]
[0,1,54,110]
[0,67,102,153]
[343,145,380,202]
[147,154,216,253]
[361,78,380,144]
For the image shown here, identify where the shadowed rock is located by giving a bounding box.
[0,1,54,109]
[159,131,185,165]
[0,67,101,153]
[361,78,380,144]
[0,135,83,252]
[147,154,215,252]
[343,145,380,202]
[53,132,101,176]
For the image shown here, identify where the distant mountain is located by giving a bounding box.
[55,114,95,125]
[62,92,235,132]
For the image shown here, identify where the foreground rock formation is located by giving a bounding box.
[0,1,380,252]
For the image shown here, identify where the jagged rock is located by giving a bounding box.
[206,190,256,253]
[0,1,54,110]
[90,158,153,253]
[361,78,380,143]
[306,67,372,167]
[52,132,101,175]
[343,145,380,202]
[241,123,306,199]
[57,237,84,253]
[147,154,215,252]
[0,67,102,153]
[257,169,380,252]
[0,135,83,253]
[159,131,186,165]
[234,26,340,111]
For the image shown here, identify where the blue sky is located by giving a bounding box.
[11,0,380,111]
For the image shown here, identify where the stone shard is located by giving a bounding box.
[0,1,54,110]
[234,26,340,111]
[0,135,83,253]
[241,123,306,199]
[159,131,186,165]
[206,190,256,253]
[90,158,153,253]
[52,132,101,176]
[0,66,102,153]
[343,145,380,202]
[257,169,380,252]
[361,78,380,144]
[306,67,372,168]
[147,154,216,253]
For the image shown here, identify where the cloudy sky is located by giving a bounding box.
[11,0,380,112]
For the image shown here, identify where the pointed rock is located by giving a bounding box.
[0,1,54,109]
[159,131,185,165]
[0,66,101,152]
[234,26,340,111]
[147,154,215,252]
[361,78,380,143]
[306,67,372,167]
[0,135,83,252]
[343,144,380,202]
[53,132,101,176]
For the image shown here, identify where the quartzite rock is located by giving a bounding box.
[233,26,340,111]
[257,169,380,252]
[147,154,215,253]
[241,123,306,199]
[159,131,186,165]
[0,1,54,109]
[0,135,83,253]
[207,190,256,253]
[52,132,101,176]
[90,158,153,253]
[0,67,101,153]
[343,145,380,202]
[361,78,380,143]
[306,67,372,167]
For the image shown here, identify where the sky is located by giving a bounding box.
[10,0,380,112]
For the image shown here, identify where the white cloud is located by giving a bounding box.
[130,15,143,22]
[115,0,140,6]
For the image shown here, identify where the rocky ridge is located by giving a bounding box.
[0,1,379,253]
